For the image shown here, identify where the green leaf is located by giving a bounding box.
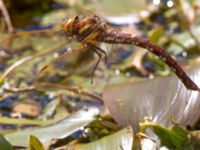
[0,135,13,150]
[67,126,133,150]
[140,120,200,149]
[4,107,99,148]
[29,135,44,150]
[148,26,164,43]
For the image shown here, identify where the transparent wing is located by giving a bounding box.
[0,15,104,85]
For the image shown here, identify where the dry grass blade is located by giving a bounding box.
[0,42,66,83]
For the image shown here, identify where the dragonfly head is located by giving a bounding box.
[62,16,79,37]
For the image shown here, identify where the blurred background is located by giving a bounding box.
[1,0,200,149]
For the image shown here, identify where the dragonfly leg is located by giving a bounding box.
[91,45,108,65]
[91,47,102,84]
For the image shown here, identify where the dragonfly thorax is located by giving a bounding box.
[62,15,106,42]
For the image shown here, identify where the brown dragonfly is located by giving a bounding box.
[1,15,200,91]
[56,15,199,91]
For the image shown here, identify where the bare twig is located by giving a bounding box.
[35,82,104,102]
[3,86,36,93]
[0,0,14,33]
[4,82,103,102]
[0,55,33,82]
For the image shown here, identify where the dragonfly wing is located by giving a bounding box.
[37,42,96,82]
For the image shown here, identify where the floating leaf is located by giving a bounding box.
[103,66,200,131]
[67,126,133,150]
[0,135,13,150]
[29,135,44,150]
[4,107,99,148]
[0,117,44,126]
[0,104,68,128]
[38,98,60,120]
[140,120,200,149]
[13,100,41,117]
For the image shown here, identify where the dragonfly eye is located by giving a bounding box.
[62,16,79,37]
[74,15,79,21]
[62,18,74,36]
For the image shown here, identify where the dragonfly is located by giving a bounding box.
[58,14,200,91]
[1,15,199,91]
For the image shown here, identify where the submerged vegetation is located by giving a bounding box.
[1,0,200,149]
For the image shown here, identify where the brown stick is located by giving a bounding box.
[4,83,103,102]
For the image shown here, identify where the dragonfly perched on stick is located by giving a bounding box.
[57,14,200,91]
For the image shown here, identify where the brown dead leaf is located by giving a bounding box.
[12,100,41,117]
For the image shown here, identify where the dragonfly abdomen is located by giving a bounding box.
[104,28,199,91]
